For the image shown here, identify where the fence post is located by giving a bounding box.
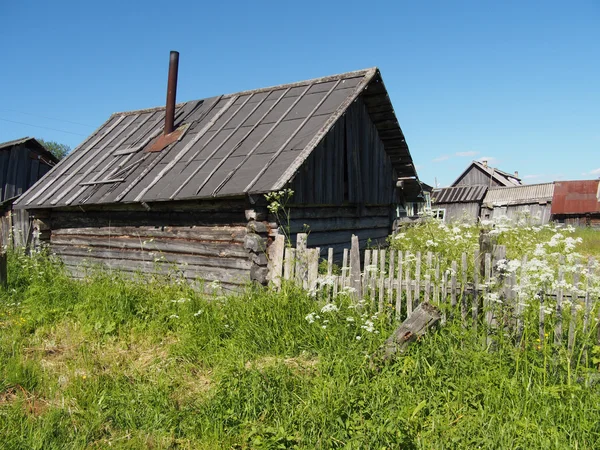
[395,251,403,320]
[267,234,285,289]
[295,233,308,288]
[0,250,6,289]
[349,235,361,302]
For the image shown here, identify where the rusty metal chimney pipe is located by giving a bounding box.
[164,51,179,134]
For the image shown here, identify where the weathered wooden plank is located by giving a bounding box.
[50,235,248,258]
[484,253,492,347]
[568,266,580,352]
[307,248,319,292]
[461,252,467,325]
[450,260,457,309]
[434,255,440,306]
[349,235,361,301]
[0,251,6,288]
[288,205,390,220]
[405,256,412,317]
[424,252,432,303]
[59,254,250,284]
[283,247,295,281]
[363,250,371,299]
[388,249,395,308]
[472,250,480,329]
[378,302,441,362]
[52,225,247,242]
[378,249,386,313]
[583,257,594,335]
[554,256,565,347]
[441,268,448,325]
[51,245,252,270]
[395,251,403,320]
[267,234,285,288]
[515,255,527,344]
[414,252,421,307]
[371,249,379,302]
[342,248,349,289]
[295,233,308,288]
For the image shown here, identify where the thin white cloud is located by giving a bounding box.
[586,168,600,176]
[455,151,478,157]
[432,155,450,162]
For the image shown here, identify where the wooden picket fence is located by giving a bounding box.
[267,233,600,349]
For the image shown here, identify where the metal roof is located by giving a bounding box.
[551,180,600,215]
[16,68,417,209]
[483,182,554,206]
[432,185,488,204]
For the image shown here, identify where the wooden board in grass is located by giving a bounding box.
[375,301,441,364]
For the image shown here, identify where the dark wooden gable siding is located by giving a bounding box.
[291,96,396,206]
[454,165,503,188]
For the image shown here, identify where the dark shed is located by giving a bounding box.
[0,137,57,247]
[15,68,419,290]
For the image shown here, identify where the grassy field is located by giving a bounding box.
[1,247,600,449]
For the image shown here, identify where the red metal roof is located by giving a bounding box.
[551,180,600,215]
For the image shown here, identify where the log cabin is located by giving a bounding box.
[15,54,421,290]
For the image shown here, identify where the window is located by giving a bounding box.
[432,208,445,221]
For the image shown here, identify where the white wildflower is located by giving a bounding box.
[305,312,317,324]
[321,303,339,313]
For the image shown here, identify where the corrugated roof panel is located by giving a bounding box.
[551,180,600,214]
[16,68,419,209]
[433,185,488,204]
[483,183,555,206]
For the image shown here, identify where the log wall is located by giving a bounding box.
[43,200,259,291]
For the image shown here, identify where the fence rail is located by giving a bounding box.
[267,233,600,350]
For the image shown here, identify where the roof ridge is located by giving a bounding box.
[110,68,377,118]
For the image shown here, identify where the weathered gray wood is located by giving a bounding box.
[485,253,493,347]
[441,269,448,325]
[515,255,527,344]
[267,234,285,288]
[583,257,594,335]
[378,302,441,362]
[568,267,580,352]
[342,248,349,289]
[434,256,440,306]
[414,252,421,307]
[395,251,403,320]
[307,248,319,291]
[284,247,295,281]
[387,249,395,307]
[349,235,361,301]
[326,247,334,301]
[539,290,546,348]
[378,249,386,313]
[450,260,457,308]
[363,250,371,299]
[461,252,467,324]
[472,250,480,330]
[0,251,6,288]
[424,252,432,303]
[405,255,412,316]
[554,256,565,347]
[370,249,379,301]
[295,233,308,288]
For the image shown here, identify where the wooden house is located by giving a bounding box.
[551,180,600,228]
[15,62,420,291]
[480,183,554,224]
[0,137,57,248]
[431,185,488,223]
[452,160,521,188]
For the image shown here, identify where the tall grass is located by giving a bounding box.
[1,250,600,448]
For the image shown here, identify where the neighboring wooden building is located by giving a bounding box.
[431,185,487,223]
[0,137,57,248]
[480,183,554,224]
[551,180,600,228]
[15,68,420,290]
[452,160,521,188]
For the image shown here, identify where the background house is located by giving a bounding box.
[431,185,488,223]
[551,180,600,228]
[452,160,522,188]
[15,67,420,290]
[0,137,57,248]
[480,183,555,224]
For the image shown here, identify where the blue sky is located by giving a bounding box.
[1,0,598,187]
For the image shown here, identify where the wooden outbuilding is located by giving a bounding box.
[15,66,420,290]
[0,137,57,248]
[551,180,600,228]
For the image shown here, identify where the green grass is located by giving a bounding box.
[1,250,600,449]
